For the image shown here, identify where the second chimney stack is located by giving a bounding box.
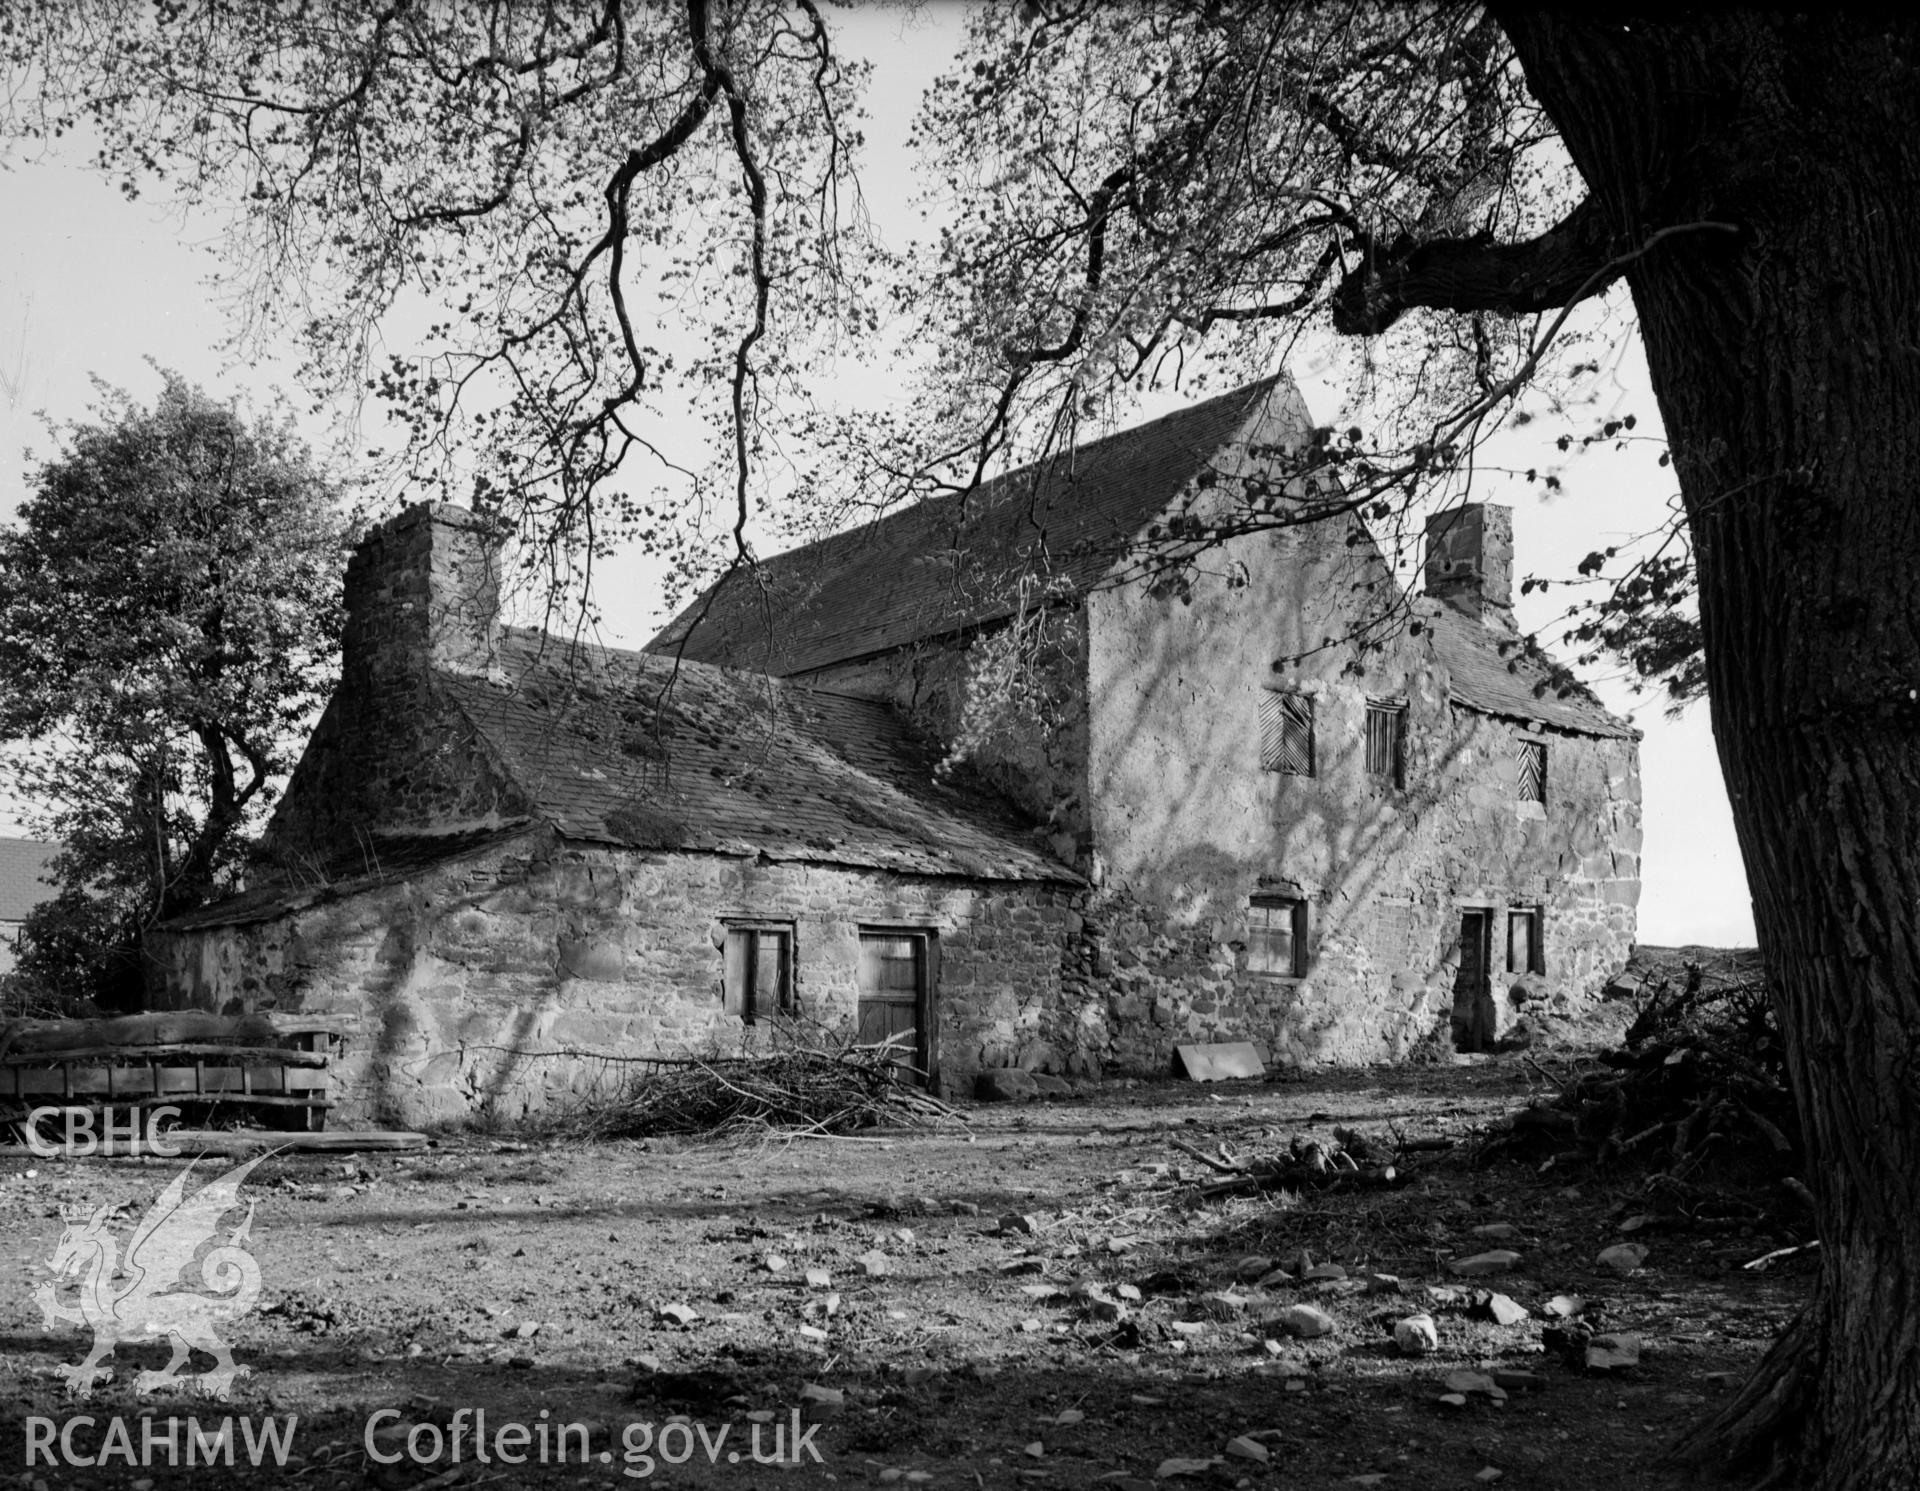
[1423,504,1514,626]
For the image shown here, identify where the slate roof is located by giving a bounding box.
[1421,604,1638,739]
[651,377,1629,741]
[0,838,58,923]
[651,376,1302,675]
[160,828,537,931]
[433,628,1076,883]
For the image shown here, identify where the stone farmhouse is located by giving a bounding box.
[149,375,1640,1126]
[656,375,1641,1073]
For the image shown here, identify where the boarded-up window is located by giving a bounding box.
[1260,692,1314,775]
[1507,909,1543,975]
[1365,701,1406,786]
[1516,737,1546,803]
[723,924,793,1023]
[1247,896,1309,977]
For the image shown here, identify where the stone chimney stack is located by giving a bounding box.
[1423,504,1514,626]
[342,503,504,692]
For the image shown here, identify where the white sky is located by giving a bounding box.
[0,6,1756,945]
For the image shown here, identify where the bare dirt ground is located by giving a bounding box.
[0,1057,1811,1490]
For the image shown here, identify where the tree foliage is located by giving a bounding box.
[0,373,351,1008]
[2,0,871,610]
[0,0,1698,693]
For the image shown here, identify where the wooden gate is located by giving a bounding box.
[857,932,934,1086]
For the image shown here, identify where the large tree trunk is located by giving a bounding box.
[1501,13,1920,1488]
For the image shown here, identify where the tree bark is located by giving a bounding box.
[1486,12,1920,1487]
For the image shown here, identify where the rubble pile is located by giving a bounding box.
[1481,959,1803,1203]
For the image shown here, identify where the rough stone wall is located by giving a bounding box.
[1068,515,1640,1073]
[1425,503,1515,623]
[148,830,1079,1126]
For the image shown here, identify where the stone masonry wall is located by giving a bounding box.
[1070,515,1640,1074]
[149,829,1078,1126]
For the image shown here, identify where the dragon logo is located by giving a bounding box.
[34,1155,264,1399]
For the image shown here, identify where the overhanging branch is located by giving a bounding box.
[1330,194,1618,335]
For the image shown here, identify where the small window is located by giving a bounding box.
[1516,737,1546,803]
[723,924,793,1023]
[1507,909,1543,975]
[1365,701,1406,786]
[1247,896,1308,978]
[1260,691,1314,776]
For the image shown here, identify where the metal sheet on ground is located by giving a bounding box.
[1172,1042,1267,1081]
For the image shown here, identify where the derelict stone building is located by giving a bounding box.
[656,375,1641,1073]
[149,375,1639,1124]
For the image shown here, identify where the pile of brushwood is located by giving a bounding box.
[1481,957,1808,1210]
[548,1038,965,1140]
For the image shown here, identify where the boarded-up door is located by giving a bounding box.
[857,932,933,1086]
[1451,910,1494,1051]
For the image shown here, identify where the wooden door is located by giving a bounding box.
[858,932,932,1085]
[1451,910,1494,1051]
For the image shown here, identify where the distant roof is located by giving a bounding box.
[0,838,59,923]
[652,376,1307,675]
[1422,605,1638,739]
[430,629,1076,883]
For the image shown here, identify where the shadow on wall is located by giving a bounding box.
[1079,524,1576,1067]
[364,920,424,1130]
[329,880,576,1129]
[1092,722,1485,1065]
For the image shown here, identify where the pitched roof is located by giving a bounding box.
[651,376,1306,675]
[1422,604,1638,738]
[0,838,58,923]
[434,629,1076,883]
[161,827,537,931]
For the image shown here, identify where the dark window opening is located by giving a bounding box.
[1260,692,1315,776]
[1365,701,1407,787]
[1516,737,1547,803]
[723,924,793,1023]
[1507,909,1543,976]
[1247,895,1309,977]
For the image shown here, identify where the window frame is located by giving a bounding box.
[1364,698,1408,788]
[1260,690,1316,777]
[722,921,796,1024]
[1515,735,1547,804]
[1246,894,1310,979]
[1506,907,1545,977]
